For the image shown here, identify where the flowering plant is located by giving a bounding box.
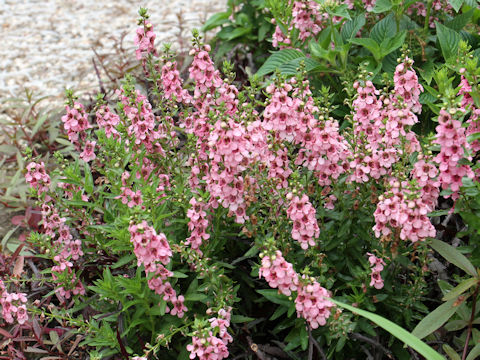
[2,2,480,360]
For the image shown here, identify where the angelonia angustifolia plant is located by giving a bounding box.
[2,3,480,359]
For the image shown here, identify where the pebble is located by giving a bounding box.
[0,0,226,104]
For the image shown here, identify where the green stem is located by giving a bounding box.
[424,0,434,32]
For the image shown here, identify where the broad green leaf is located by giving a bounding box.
[436,22,461,61]
[380,31,406,57]
[330,3,351,20]
[372,0,392,13]
[445,9,474,30]
[256,49,305,76]
[279,57,330,75]
[341,14,365,41]
[449,0,464,12]
[412,298,459,339]
[370,13,396,44]
[202,12,231,32]
[431,239,477,277]
[222,27,251,41]
[349,38,381,59]
[443,277,478,301]
[331,299,444,360]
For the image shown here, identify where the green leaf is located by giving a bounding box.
[370,13,396,44]
[436,22,461,61]
[445,9,474,31]
[466,343,480,360]
[330,3,351,20]
[443,344,461,360]
[202,12,230,32]
[467,132,480,143]
[111,254,136,269]
[412,298,459,339]
[341,14,366,41]
[372,0,393,13]
[84,162,93,194]
[331,299,444,360]
[256,289,292,307]
[431,239,477,277]
[449,0,464,12]
[443,277,478,301]
[256,49,305,76]
[220,27,251,41]
[380,31,406,57]
[184,293,208,302]
[231,315,255,323]
[31,114,49,137]
[349,38,381,60]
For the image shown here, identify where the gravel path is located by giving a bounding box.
[0,0,226,103]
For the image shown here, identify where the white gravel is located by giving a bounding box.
[0,0,227,103]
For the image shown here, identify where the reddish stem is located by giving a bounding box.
[462,283,479,360]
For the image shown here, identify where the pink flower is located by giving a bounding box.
[295,277,334,329]
[79,141,96,162]
[25,161,50,194]
[259,250,299,296]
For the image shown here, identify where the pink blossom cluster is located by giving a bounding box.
[458,76,480,153]
[117,88,164,154]
[40,203,85,300]
[61,102,91,146]
[188,44,223,100]
[129,220,172,272]
[286,193,320,250]
[362,0,376,11]
[25,161,51,194]
[349,60,423,183]
[51,262,85,300]
[134,20,157,61]
[206,118,251,224]
[129,221,187,318]
[96,105,120,140]
[0,279,28,325]
[295,277,334,329]
[433,110,474,199]
[266,147,292,189]
[394,58,423,114]
[373,178,436,242]
[259,250,299,296]
[407,0,453,28]
[367,253,385,289]
[411,159,440,209]
[272,24,291,48]
[147,267,187,318]
[185,198,210,253]
[187,308,232,360]
[161,61,192,104]
[264,79,349,186]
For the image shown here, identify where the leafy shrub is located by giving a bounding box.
[2,2,480,360]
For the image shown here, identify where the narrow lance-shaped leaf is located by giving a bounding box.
[443,277,478,301]
[412,298,459,339]
[431,238,477,277]
[331,299,445,360]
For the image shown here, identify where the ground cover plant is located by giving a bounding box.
[2,1,480,359]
